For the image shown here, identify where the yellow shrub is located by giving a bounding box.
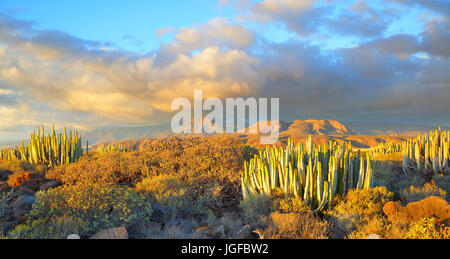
[406,218,449,239]
[402,182,447,203]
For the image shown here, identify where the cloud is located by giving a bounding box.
[0,0,449,138]
[156,18,255,63]
[388,0,450,16]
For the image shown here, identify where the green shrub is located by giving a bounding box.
[135,175,195,214]
[240,195,273,226]
[9,216,87,239]
[14,184,152,238]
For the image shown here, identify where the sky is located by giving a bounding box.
[0,0,449,140]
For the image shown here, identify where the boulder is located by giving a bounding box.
[90,227,129,239]
[151,202,168,223]
[39,180,61,191]
[383,196,450,224]
[0,170,13,181]
[67,234,81,239]
[12,194,35,217]
[367,234,381,239]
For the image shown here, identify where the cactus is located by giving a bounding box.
[0,125,83,167]
[241,136,373,212]
[402,128,450,176]
[94,144,129,154]
[369,142,402,158]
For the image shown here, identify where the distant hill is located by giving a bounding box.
[82,125,172,146]
[344,121,450,136]
[58,119,448,148]
[283,119,358,136]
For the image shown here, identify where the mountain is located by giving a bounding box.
[282,119,358,136]
[75,119,447,148]
[82,125,172,146]
[344,121,450,136]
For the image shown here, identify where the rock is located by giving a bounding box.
[140,221,163,239]
[151,202,168,223]
[383,196,450,224]
[367,234,381,239]
[0,170,13,181]
[67,234,81,239]
[12,194,35,217]
[39,180,61,191]
[90,227,129,239]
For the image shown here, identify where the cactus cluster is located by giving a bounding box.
[402,127,449,176]
[241,137,373,212]
[369,142,402,158]
[95,144,129,154]
[0,125,85,167]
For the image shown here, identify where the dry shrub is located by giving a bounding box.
[46,152,149,186]
[334,187,394,218]
[258,212,330,239]
[7,171,32,187]
[0,159,44,175]
[274,196,309,214]
[240,195,273,226]
[402,181,447,203]
[46,135,250,211]
[135,175,195,214]
[406,218,450,239]
[327,187,394,238]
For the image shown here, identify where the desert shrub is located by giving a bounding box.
[327,187,394,237]
[346,215,410,239]
[7,171,32,187]
[46,152,149,186]
[17,184,152,238]
[402,182,447,203]
[406,218,449,239]
[274,196,310,214]
[9,216,87,239]
[334,187,394,218]
[240,195,273,227]
[0,190,11,235]
[434,176,450,201]
[135,175,196,214]
[257,212,330,239]
[46,136,249,212]
[0,159,44,175]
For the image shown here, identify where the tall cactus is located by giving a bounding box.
[241,136,373,212]
[0,125,84,167]
[402,127,450,176]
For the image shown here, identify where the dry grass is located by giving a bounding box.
[257,212,330,239]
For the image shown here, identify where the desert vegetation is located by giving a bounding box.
[0,127,449,239]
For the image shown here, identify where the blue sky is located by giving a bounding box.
[0,0,449,140]
[0,0,432,52]
[0,0,236,52]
